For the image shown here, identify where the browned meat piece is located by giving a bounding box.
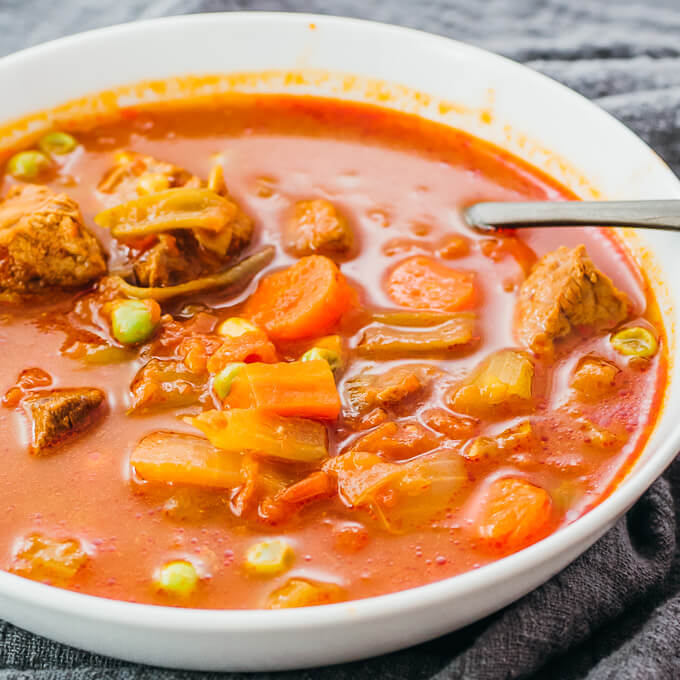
[10,533,89,585]
[24,387,105,454]
[515,245,630,354]
[99,152,254,287]
[97,151,203,201]
[0,185,106,300]
[132,233,222,287]
[285,199,354,257]
[344,364,434,417]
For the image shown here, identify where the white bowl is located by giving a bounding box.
[1,12,679,672]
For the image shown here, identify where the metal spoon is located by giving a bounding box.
[464,200,680,232]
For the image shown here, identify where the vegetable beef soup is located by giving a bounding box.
[0,95,666,609]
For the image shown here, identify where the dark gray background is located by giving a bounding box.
[2,1,680,678]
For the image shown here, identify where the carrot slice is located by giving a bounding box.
[277,471,334,504]
[130,431,243,488]
[225,360,341,419]
[385,255,476,311]
[474,477,552,551]
[244,255,353,341]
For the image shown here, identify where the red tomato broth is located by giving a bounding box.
[0,95,666,608]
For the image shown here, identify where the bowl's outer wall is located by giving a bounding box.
[0,12,679,671]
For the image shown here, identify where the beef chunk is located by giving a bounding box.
[24,387,105,454]
[132,232,222,287]
[515,245,630,354]
[344,364,434,417]
[285,199,354,257]
[0,185,106,300]
[100,152,254,287]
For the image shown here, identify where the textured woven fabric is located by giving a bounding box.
[1,1,680,678]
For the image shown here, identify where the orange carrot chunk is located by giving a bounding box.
[244,255,354,341]
[225,359,341,420]
[474,477,552,551]
[385,255,476,311]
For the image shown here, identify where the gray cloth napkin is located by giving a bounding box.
[1,0,680,678]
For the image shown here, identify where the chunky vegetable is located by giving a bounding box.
[10,533,88,584]
[129,359,207,414]
[570,356,619,400]
[466,420,536,461]
[348,420,441,460]
[212,362,246,400]
[244,539,294,576]
[130,431,244,488]
[474,477,552,551]
[111,299,161,345]
[301,346,340,371]
[206,325,277,373]
[421,408,479,440]
[244,255,354,341]
[38,131,78,155]
[6,150,50,180]
[385,256,476,311]
[265,578,345,609]
[94,187,235,239]
[372,310,462,327]
[324,449,467,531]
[610,326,658,358]
[450,350,534,417]
[357,315,476,358]
[156,560,199,597]
[110,246,275,301]
[224,360,341,419]
[217,317,260,338]
[187,409,329,463]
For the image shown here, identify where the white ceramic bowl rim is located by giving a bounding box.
[0,10,679,639]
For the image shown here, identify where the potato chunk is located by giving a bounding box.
[265,578,346,608]
[465,420,536,461]
[10,533,89,584]
[449,350,534,417]
[474,478,552,551]
[570,356,619,400]
[285,199,354,256]
[129,359,207,414]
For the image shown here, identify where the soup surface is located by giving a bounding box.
[0,95,665,609]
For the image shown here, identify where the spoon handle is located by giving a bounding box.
[465,200,680,232]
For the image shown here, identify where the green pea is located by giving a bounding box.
[6,150,50,180]
[111,299,160,345]
[38,131,78,155]
[156,560,199,598]
[301,346,341,373]
[611,326,658,358]
[213,362,246,400]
